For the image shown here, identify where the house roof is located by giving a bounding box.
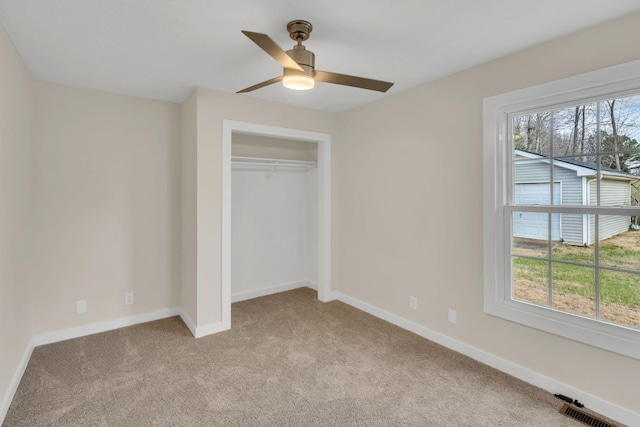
[515,149,640,181]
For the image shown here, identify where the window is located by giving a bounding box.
[483,60,640,360]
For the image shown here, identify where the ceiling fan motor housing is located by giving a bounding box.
[285,45,315,78]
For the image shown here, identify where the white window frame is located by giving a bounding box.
[483,59,640,360]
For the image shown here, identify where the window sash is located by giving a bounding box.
[483,59,640,361]
[506,205,639,214]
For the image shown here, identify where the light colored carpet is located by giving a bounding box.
[4,288,609,426]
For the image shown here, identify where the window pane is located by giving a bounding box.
[551,263,596,319]
[565,155,639,208]
[598,217,639,271]
[599,95,640,174]
[586,170,604,206]
[512,210,559,243]
[513,112,551,156]
[543,155,601,206]
[598,180,632,207]
[600,269,640,330]
[513,235,547,259]
[512,257,548,307]
[513,158,551,205]
[551,238,594,265]
[551,103,598,157]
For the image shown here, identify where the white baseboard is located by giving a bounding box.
[3,309,183,425]
[231,280,317,303]
[178,308,229,339]
[32,308,181,347]
[1,306,233,425]
[0,339,34,424]
[334,292,639,427]
[193,321,229,338]
[178,308,197,337]
[10,293,633,425]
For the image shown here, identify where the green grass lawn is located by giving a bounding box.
[513,258,640,308]
[513,232,640,309]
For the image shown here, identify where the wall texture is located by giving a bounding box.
[334,11,640,414]
[0,23,34,417]
[29,82,181,334]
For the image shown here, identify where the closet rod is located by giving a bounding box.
[231,156,317,169]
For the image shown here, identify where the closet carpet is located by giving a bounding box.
[4,288,607,426]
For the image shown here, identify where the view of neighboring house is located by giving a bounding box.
[513,149,638,246]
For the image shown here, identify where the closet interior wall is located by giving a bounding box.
[231,133,318,302]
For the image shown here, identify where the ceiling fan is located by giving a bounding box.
[237,20,394,93]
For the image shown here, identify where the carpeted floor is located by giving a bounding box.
[4,288,607,426]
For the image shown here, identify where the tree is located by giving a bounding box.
[513,112,550,154]
[607,100,621,169]
[600,131,640,172]
[568,104,594,155]
[512,96,640,171]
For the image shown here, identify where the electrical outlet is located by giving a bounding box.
[409,296,418,311]
[76,300,87,314]
[125,292,134,305]
[448,308,457,324]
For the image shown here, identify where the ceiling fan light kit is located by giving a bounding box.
[283,74,315,90]
[238,20,393,94]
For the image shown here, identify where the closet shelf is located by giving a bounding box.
[231,156,317,170]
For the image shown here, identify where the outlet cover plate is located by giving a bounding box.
[448,308,457,324]
[125,292,134,305]
[76,300,87,314]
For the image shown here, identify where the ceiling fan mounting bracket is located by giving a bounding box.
[287,20,312,42]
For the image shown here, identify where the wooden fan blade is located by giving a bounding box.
[237,76,283,93]
[241,31,304,72]
[314,70,393,92]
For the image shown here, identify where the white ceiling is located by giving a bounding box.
[1,1,639,112]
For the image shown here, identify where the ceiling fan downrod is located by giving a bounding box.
[284,20,315,80]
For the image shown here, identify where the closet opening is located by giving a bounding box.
[221,121,332,329]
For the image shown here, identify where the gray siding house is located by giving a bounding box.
[514,150,636,246]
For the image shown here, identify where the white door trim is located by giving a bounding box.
[222,120,333,328]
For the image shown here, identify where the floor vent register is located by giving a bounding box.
[559,404,617,427]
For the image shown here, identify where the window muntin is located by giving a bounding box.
[483,60,640,360]
[508,95,640,331]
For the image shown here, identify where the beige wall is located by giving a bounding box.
[190,87,336,326]
[180,90,197,322]
[0,23,34,414]
[29,82,181,333]
[232,134,318,161]
[2,9,640,423]
[334,11,640,413]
